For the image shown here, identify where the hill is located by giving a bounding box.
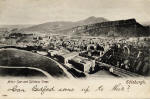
[0,24,33,31]
[62,18,149,37]
[0,48,68,77]
[20,16,108,34]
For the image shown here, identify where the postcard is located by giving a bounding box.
[0,0,150,98]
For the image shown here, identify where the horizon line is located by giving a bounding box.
[0,17,148,25]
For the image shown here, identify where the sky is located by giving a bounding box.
[0,0,150,25]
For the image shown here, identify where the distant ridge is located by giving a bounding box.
[20,16,108,33]
[0,24,33,31]
[64,18,148,37]
[1,17,148,37]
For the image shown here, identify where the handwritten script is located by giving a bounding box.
[3,79,147,96]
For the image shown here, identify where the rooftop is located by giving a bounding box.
[72,56,91,64]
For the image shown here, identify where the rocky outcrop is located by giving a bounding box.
[66,19,148,37]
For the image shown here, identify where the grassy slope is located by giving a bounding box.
[0,48,67,77]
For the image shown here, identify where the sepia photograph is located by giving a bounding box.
[0,0,150,98]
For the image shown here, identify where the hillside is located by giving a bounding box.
[0,48,68,77]
[20,16,108,33]
[0,24,33,31]
[62,18,149,37]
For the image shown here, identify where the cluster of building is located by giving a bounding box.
[0,19,150,76]
[48,49,95,73]
[44,35,149,75]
